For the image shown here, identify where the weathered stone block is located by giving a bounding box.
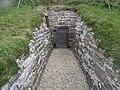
[94,63,107,82]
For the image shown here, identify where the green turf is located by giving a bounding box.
[73,4,120,68]
[0,5,44,86]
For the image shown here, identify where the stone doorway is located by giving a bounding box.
[55,27,68,48]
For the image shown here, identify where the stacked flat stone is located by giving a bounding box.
[72,17,120,90]
[2,22,53,90]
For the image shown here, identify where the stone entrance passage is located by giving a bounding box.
[56,27,68,48]
[3,6,120,90]
[37,49,88,90]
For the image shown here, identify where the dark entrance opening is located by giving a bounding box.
[55,26,68,48]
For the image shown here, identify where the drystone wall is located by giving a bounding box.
[48,9,78,47]
[72,17,120,90]
[2,22,53,90]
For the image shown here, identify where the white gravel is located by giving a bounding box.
[37,49,88,90]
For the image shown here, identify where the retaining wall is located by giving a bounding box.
[2,22,53,90]
[73,17,120,90]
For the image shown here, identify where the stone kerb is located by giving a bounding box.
[72,17,120,90]
[2,21,53,90]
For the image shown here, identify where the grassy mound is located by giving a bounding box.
[0,2,120,87]
[74,4,120,68]
[0,5,44,86]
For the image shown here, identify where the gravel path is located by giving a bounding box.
[37,49,88,90]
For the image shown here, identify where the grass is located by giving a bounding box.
[73,4,120,68]
[0,5,44,87]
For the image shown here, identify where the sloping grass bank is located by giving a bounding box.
[0,5,44,86]
[74,4,120,68]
